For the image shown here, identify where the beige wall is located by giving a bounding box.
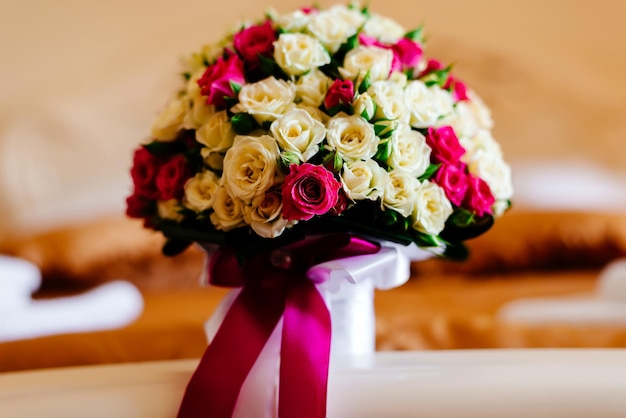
[1,0,625,236]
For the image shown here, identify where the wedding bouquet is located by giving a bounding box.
[125,4,513,417]
[126,3,512,262]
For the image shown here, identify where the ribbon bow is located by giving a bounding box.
[177,234,381,418]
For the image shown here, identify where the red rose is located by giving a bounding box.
[281,163,341,221]
[463,174,495,217]
[198,52,245,108]
[126,193,154,219]
[390,38,422,72]
[156,155,191,201]
[434,164,469,206]
[233,21,276,64]
[130,147,161,199]
[329,189,349,216]
[324,79,354,110]
[425,126,466,167]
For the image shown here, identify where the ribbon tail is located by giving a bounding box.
[178,284,286,418]
[278,279,332,418]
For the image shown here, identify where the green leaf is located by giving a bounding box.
[374,120,396,139]
[182,72,191,81]
[358,71,371,94]
[229,81,242,95]
[442,241,469,261]
[404,26,424,43]
[162,238,193,256]
[279,152,300,171]
[143,140,183,156]
[373,139,392,162]
[447,207,476,228]
[418,163,441,181]
[230,113,258,135]
[410,231,440,247]
[333,152,343,173]
[258,54,279,77]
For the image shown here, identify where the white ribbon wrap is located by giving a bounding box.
[203,240,434,418]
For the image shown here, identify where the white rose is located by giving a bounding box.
[411,180,453,236]
[339,46,393,84]
[492,199,511,217]
[352,92,376,120]
[326,114,379,162]
[368,80,409,122]
[157,199,184,222]
[461,128,502,162]
[296,69,331,107]
[467,90,494,130]
[387,125,431,177]
[231,77,296,124]
[295,103,330,124]
[382,170,418,217]
[273,33,331,77]
[243,188,290,238]
[388,71,408,87]
[341,159,388,201]
[270,108,326,161]
[306,6,365,53]
[362,13,406,43]
[274,9,311,32]
[151,98,186,141]
[184,170,220,213]
[210,185,246,231]
[195,110,236,152]
[467,151,514,201]
[404,81,453,128]
[201,149,225,171]
[222,135,280,202]
[438,100,478,138]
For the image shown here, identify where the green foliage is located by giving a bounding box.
[418,163,441,181]
[404,26,424,43]
[231,113,258,135]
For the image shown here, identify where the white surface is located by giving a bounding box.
[499,258,626,325]
[0,255,144,342]
[3,350,626,418]
[326,350,626,418]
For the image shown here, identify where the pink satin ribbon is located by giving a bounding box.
[177,234,380,418]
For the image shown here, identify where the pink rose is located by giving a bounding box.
[463,174,495,216]
[359,35,422,73]
[420,58,443,76]
[324,79,354,110]
[434,164,469,207]
[281,163,341,221]
[444,76,469,102]
[426,126,466,167]
[233,21,276,65]
[130,147,161,199]
[156,155,191,201]
[198,52,245,108]
[359,34,385,48]
[390,38,422,72]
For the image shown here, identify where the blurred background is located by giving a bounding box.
[1,0,626,372]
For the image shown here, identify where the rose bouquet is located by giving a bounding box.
[126,3,512,417]
[126,3,512,261]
